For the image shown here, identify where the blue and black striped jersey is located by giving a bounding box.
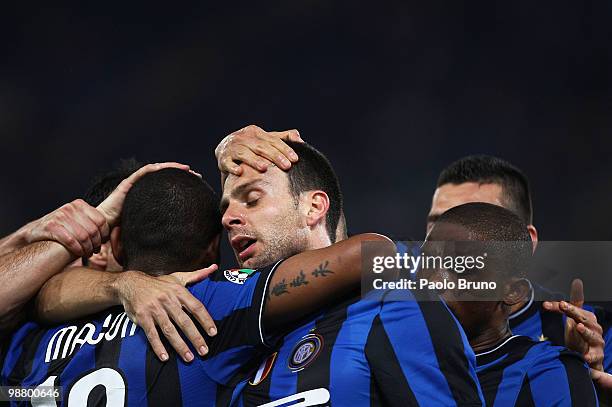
[1,263,279,407]
[475,335,598,406]
[509,282,612,373]
[509,282,565,346]
[237,289,484,407]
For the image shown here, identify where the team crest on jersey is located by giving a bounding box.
[223,268,255,284]
[249,352,278,385]
[288,334,324,372]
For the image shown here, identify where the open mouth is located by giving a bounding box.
[231,236,258,261]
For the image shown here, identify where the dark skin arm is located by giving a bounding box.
[35,265,219,363]
[35,232,395,362]
[213,126,393,326]
[33,163,219,364]
[263,232,394,330]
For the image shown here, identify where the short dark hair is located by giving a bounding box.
[431,202,532,279]
[82,159,142,266]
[437,155,533,224]
[84,158,142,207]
[284,140,343,243]
[120,168,222,275]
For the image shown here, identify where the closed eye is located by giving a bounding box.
[245,190,262,207]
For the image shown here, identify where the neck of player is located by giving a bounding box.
[468,315,513,354]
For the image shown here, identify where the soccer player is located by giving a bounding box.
[2,165,392,405]
[0,160,220,367]
[426,202,598,406]
[428,155,609,373]
[0,163,194,341]
[216,139,482,406]
[212,126,612,395]
[214,129,608,375]
[24,132,484,406]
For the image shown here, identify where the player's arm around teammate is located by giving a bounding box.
[35,229,394,362]
[30,163,219,363]
[0,163,191,337]
[0,199,108,336]
[220,125,612,395]
[0,202,100,258]
[32,152,395,365]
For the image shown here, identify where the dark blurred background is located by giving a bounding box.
[1,1,611,260]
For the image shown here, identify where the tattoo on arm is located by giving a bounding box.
[268,260,334,300]
[270,279,289,297]
[290,270,308,288]
[312,261,333,278]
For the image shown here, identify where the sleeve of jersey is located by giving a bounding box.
[366,295,484,407]
[188,261,281,385]
[526,349,598,407]
[193,261,283,350]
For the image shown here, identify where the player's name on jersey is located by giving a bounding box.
[372,278,497,291]
[45,311,137,363]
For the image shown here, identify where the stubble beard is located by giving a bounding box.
[243,212,309,269]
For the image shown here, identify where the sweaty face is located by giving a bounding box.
[221,165,309,268]
[427,182,504,235]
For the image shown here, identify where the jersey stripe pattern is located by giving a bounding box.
[240,288,484,407]
[509,282,612,374]
[1,263,279,407]
[475,335,598,407]
[508,283,565,347]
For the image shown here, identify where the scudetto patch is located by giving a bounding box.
[288,334,324,372]
[249,352,278,386]
[223,268,255,284]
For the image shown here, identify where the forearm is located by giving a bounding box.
[0,224,31,257]
[34,267,121,324]
[0,241,74,319]
[263,233,394,329]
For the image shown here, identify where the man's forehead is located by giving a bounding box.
[431,182,504,214]
[427,221,472,241]
[222,165,286,194]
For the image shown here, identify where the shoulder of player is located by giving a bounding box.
[476,335,534,368]
[188,262,284,298]
[203,266,265,284]
[524,340,589,376]
[476,337,575,375]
